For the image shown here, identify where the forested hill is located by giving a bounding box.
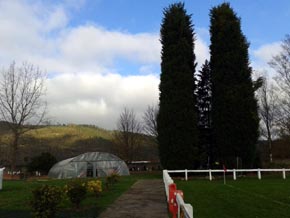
[0,124,158,166]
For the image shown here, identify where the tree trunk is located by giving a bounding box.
[10,131,19,172]
[266,122,273,163]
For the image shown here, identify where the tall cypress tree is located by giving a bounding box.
[157,2,198,169]
[210,3,259,168]
[196,60,213,167]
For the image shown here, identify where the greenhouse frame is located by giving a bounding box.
[48,152,130,179]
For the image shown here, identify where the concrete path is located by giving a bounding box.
[98,179,169,218]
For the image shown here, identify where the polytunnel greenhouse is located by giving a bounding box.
[48,152,130,179]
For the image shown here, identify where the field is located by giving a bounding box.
[176,176,290,218]
[0,174,147,218]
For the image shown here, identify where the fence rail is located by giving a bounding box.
[163,170,193,218]
[167,168,290,181]
[164,168,290,218]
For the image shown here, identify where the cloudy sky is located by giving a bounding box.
[0,0,289,129]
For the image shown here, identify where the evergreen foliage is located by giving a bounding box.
[158,2,198,169]
[27,152,57,174]
[196,60,214,167]
[210,3,259,168]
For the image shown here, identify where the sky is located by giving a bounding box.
[0,0,288,129]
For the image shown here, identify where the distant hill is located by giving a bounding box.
[0,121,12,133]
[0,124,159,167]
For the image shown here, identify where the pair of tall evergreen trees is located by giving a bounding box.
[157,2,259,169]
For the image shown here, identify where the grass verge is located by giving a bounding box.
[0,173,162,218]
[176,176,290,218]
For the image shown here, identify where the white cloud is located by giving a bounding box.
[60,25,161,67]
[0,0,211,129]
[46,73,159,129]
[253,42,282,63]
[251,42,282,75]
[45,6,69,31]
[195,35,210,69]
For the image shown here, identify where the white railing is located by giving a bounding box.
[167,168,290,181]
[163,170,193,218]
[0,168,5,190]
[176,193,193,218]
[163,169,174,201]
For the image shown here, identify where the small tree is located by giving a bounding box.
[143,105,158,138]
[258,76,278,162]
[27,152,57,174]
[114,107,142,162]
[196,60,213,167]
[269,35,290,136]
[0,62,46,170]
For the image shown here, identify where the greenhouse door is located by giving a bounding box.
[93,163,98,178]
[87,162,93,177]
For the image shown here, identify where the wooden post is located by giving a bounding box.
[283,168,286,179]
[209,169,212,181]
[185,169,188,181]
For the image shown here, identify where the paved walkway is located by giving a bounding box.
[98,179,169,218]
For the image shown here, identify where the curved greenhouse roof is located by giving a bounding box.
[48,152,129,179]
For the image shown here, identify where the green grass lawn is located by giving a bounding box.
[0,173,163,218]
[176,176,290,218]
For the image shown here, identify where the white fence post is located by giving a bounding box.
[258,168,261,180]
[163,170,174,202]
[283,168,286,179]
[0,168,5,190]
[164,170,194,218]
[209,169,212,181]
[184,203,193,218]
[176,193,193,218]
[233,169,236,180]
[185,169,188,181]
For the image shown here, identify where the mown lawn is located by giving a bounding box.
[176,176,290,218]
[0,173,162,218]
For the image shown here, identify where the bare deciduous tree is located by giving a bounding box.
[258,76,278,162]
[114,107,142,162]
[0,62,46,170]
[269,35,290,136]
[142,105,158,138]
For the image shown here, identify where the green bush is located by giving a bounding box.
[30,185,62,218]
[105,172,120,189]
[64,179,87,209]
[87,180,102,197]
[27,152,57,174]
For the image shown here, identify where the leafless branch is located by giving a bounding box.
[0,62,47,169]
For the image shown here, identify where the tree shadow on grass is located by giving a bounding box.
[0,210,31,218]
[0,207,100,218]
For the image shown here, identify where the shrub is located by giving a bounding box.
[87,180,102,197]
[30,185,62,218]
[105,172,120,189]
[64,179,87,209]
[27,152,57,174]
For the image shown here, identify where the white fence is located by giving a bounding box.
[0,168,5,190]
[167,168,290,181]
[163,170,193,218]
[164,168,290,218]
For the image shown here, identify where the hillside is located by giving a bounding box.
[0,124,159,167]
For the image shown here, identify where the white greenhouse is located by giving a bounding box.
[48,152,130,179]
